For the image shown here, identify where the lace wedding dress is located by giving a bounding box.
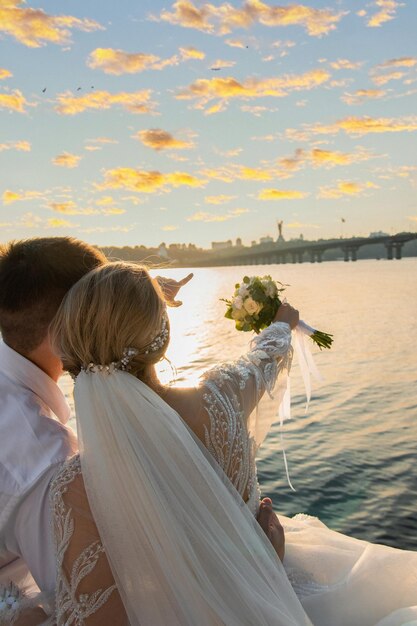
[31,322,417,624]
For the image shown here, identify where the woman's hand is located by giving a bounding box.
[273,302,299,329]
[156,273,194,307]
[256,498,285,562]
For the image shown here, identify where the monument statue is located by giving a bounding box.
[277,220,285,243]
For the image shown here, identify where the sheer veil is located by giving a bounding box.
[74,368,311,626]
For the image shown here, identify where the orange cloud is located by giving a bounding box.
[230,207,249,216]
[162,225,179,231]
[188,212,230,222]
[0,68,12,79]
[187,208,247,222]
[157,1,345,37]
[0,89,29,113]
[210,59,236,69]
[0,139,30,152]
[102,207,126,215]
[80,225,135,234]
[87,48,178,74]
[338,116,417,135]
[2,189,43,204]
[52,152,82,168]
[136,129,193,151]
[49,202,97,215]
[272,39,296,51]
[55,89,155,115]
[376,56,417,69]
[100,167,205,193]
[371,70,405,85]
[49,201,125,216]
[19,212,42,228]
[318,180,378,199]
[204,194,236,204]
[287,115,417,139]
[238,166,273,180]
[342,89,386,105]
[180,46,205,59]
[311,148,358,166]
[86,136,119,145]
[330,59,363,70]
[95,195,115,206]
[367,0,403,27]
[47,218,77,228]
[240,105,277,116]
[199,167,235,182]
[176,69,330,112]
[0,0,102,48]
[225,38,246,48]
[258,188,308,200]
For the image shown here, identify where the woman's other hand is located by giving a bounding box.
[274,302,299,329]
[156,273,194,307]
[256,498,285,562]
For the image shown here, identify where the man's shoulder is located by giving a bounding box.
[0,373,77,502]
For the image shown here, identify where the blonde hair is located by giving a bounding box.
[50,262,168,379]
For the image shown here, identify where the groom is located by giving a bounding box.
[0,237,108,595]
[0,236,283,597]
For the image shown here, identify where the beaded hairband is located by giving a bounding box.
[144,313,169,355]
[78,312,169,376]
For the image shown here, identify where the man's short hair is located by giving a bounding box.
[0,237,107,354]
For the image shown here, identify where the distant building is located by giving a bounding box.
[370,231,389,238]
[259,235,273,244]
[211,240,232,250]
[158,242,169,258]
[251,240,257,247]
[235,237,243,247]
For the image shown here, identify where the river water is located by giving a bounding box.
[63,258,417,550]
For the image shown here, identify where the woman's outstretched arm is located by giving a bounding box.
[202,303,299,424]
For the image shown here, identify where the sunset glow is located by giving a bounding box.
[0,0,416,247]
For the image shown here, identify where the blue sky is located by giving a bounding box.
[0,0,416,248]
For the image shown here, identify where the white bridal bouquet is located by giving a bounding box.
[222,275,333,349]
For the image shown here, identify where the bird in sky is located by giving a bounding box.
[42,88,46,93]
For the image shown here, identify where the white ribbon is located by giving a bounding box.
[277,320,323,491]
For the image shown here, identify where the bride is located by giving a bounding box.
[8,261,416,624]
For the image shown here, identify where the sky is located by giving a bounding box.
[0,0,416,249]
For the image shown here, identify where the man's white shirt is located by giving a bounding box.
[0,340,77,592]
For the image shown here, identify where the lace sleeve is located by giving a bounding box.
[202,321,292,423]
[200,322,292,503]
[50,456,128,625]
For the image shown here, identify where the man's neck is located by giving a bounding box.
[25,339,63,382]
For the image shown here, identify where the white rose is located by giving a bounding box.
[232,295,243,310]
[265,282,277,298]
[231,306,247,321]
[238,284,249,298]
[244,297,262,316]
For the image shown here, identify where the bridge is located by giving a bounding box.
[198,232,417,267]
